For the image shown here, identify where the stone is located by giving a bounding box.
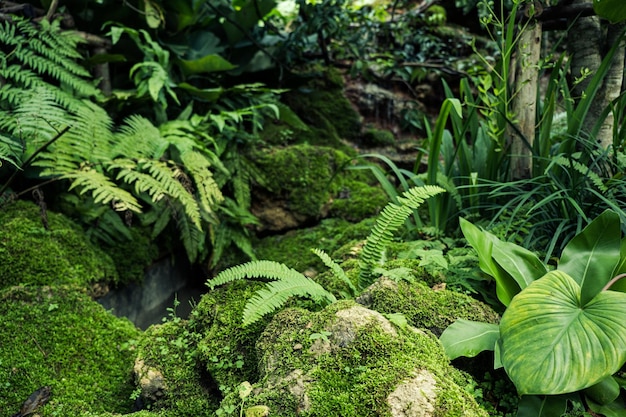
[217,300,488,416]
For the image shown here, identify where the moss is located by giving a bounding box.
[133,318,220,416]
[283,69,361,147]
[0,285,139,416]
[223,301,487,416]
[253,218,374,272]
[191,280,271,395]
[328,180,388,222]
[251,144,351,220]
[356,277,500,336]
[360,128,396,147]
[0,200,118,290]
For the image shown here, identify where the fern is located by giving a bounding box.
[311,248,357,296]
[0,18,101,106]
[207,260,336,326]
[242,275,336,326]
[358,185,446,290]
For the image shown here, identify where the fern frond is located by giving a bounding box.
[180,151,223,211]
[207,260,305,289]
[113,115,165,159]
[551,156,607,192]
[242,275,336,326]
[63,166,142,212]
[111,158,202,228]
[358,185,445,290]
[311,248,357,296]
[173,202,205,263]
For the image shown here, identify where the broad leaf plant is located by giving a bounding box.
[440,210,626,416]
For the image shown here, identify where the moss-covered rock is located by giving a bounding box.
[356,277,500,336]
[192,280,270,396]
[0,285,139,416]
[0,200,118,291]
[217,301,488,416]
[283,69,361,147]
[253,218,374,273]
[249,145,350,231]
[131,317,220,416]
[360,128,396,147]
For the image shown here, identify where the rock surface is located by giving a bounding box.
[218,300,488,416]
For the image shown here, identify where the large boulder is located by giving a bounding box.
[217,300,488,416]
[0,285,139,416]
[0,200,118,292]
[356,277,500,336]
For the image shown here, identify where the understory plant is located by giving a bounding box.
[440,210,626,416]
[206,185,445,326]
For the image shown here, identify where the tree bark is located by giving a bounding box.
[510,21,542,180]
[568,0,625,149]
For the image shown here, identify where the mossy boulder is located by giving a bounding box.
[191,280,270,396]
[131,317,220,416]
[356,277,500,336]
[249,145,346,231]
[217,301,488,416]
[0,200,118,291]
[360,128,396,147]
[0,285,139,416]
[253,218,374,273]
[283,69,361,147]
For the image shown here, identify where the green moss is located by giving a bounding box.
[133,318,220,416]
[360,128,396,147]
[191,280,271,394]
[0,200,118,290]
[225,301,487,416]
[357,277,500,336]
[253,218,374,272]
[329,180,388,222]
[0,285,139,416]
[250,144,350,218]
[284,69,361,147]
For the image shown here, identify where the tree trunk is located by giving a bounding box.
[510,21,542,180]
[568,0,625,149]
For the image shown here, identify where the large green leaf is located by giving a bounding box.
[516,395,570,417]
[460,218,521,306]
[500,270,626,395]
[593,0,626,23]
[439,319,500,360]
[558,210,621,305]
[492,239,548,289]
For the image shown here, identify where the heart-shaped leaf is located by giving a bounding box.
[500,270,626,395]
[558,209,620,304]
[439,319,499,360]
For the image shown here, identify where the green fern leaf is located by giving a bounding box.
[242,275,336,326]
[311,248,357,296]
[208,260,305,289]
[63,167,142,212]
[358,185,445,290]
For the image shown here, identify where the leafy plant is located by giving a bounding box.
[207,185,444,326]
[440,210,626,415]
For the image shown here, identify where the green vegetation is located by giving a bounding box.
[0,200,118,290]
[0,286,139,416]
[3,0,626,415]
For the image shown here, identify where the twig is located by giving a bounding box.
[0,125,71,197]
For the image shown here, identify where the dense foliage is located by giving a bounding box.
[3,0,626,415]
